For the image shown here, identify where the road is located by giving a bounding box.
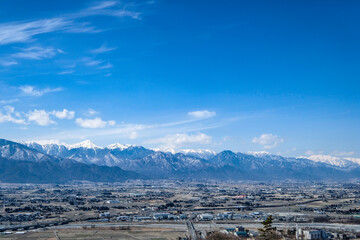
[44,221,360,233]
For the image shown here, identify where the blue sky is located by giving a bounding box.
[0,0,359,158]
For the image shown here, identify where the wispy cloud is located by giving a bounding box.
[87,109,98,116]
[98,62,113,69]
[75,117,116,128]
[19,85,63,97]
[34,111,231,143]
[89,1,118,10]
[82,57,113,69]
[0,1,144,46]
[0,18,69,45]
[90,43,117,54]
[84,58,103,66]
[74,1,142,20]
[0,59,18,66]
[57,70,75,75]
[0,99,20,105]
[188,110,216,119]
[332,151,355,157]
[12,46,58,60]
[146,132,212,150]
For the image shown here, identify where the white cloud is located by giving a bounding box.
[27,109,56,126]
[304,150,315,155]
[0,106,27,125]
[0,106,75,126]
[3,106,15,113]
[75,117,116,128]
[128,131,138,139]
[57,70,74,75]
[0,99,20,105]
[12,46,57,60]
[98,62,113,69]
[304,150,324,156]
[188,110,216,119]
[0,59,18,66]
[79,1,142,20]
[84,58,103,66]
[90,43,117,54]
[87,109,98,116]
[88,1,118,10]
[0,18,69,45]
[108,120,116,126]
[51,109,75,119]
[0,2,144,46]
[147,132,212,150]
[332,151,355,157]
[19,85,63,96]
[252,133,284,149]
[82,58,113,69]
[27,110,229,142]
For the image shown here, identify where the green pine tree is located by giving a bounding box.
[258,215,281,240]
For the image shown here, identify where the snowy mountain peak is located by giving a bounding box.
[180,149,217,155]
[150,148,216,160]
[300,154,359,168]
[247,151,271,157]
[106,143,132,150]
[69,140,102,149]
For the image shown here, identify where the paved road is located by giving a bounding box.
[186,221,199,240]
[45,221,360,233]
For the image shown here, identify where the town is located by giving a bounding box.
[0,180,360,239]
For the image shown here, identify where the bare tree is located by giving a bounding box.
[206,232,239,240]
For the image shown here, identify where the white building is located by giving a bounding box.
[198,213,214,221]
[297,228,327,240]
[99,212,110,218]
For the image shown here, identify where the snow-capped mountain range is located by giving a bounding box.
[23,140,360,170]
[297,154,360,168]
[23,140,210,175]
[0,138,359,183]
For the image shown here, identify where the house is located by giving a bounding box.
[153,213,172,220]
[99,212,110,218]
[198,213,214,221]
[116,216,129,221]
[235,231,248,238]
[297,228,327,240]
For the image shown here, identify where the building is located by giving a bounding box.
[198,213,214,221]
[99,212,110,218]
[297,228,327,240]
[153,213,177,220]
[116,216,129,221]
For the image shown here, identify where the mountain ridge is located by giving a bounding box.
[0,139,140,183]
[0,138,358,182]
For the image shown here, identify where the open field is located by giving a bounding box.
[0,226,187,240]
